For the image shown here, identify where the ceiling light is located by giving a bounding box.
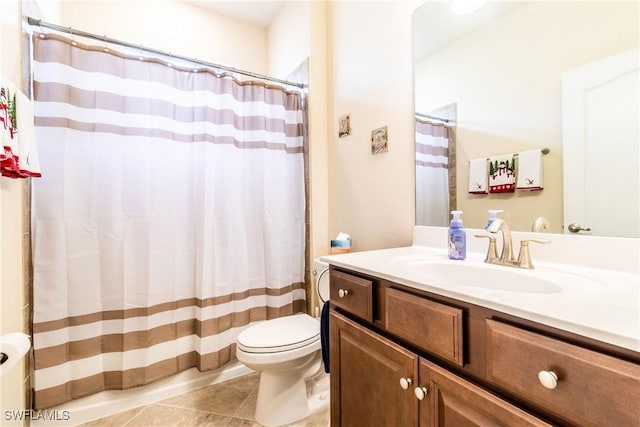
[451,0,489,14]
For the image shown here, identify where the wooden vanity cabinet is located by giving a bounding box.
[331,310,551,426]
[329,266,640,427]
[420,358,552,427]
[330,311,419,426]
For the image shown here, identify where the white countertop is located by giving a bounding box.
[321,241,640,353]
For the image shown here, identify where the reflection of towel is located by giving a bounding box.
[468,158,488,194]
[320,301,330,373]
[489,154,516,193]
[516,149,543,190]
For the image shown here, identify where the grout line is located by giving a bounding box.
[121,406,150,427]
[153,401,231,418]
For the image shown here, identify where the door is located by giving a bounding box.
[330,311,419,427]
[420,359,552,426]
[562,48,639,237]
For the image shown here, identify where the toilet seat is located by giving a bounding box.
[237,313,320,354]
[314,260,330,304]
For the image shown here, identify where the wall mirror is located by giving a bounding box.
[413,0,639,237]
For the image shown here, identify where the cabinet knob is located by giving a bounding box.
[537,370,559,389]
[338,289,349,298]
[414,386,428,400]
[399,377,413,390]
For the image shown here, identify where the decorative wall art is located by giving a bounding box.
[338,113,351,138]
[371,125,388,154]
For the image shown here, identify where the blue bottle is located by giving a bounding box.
[486,209,504,229]
[448,210,466,260]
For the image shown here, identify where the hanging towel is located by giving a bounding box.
[489,154,516,193]
[516,149,543,190]
[320,300,330,373]
[0,78,41,178]
[468,158,488,194]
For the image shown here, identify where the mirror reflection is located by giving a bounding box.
[413,1,639,237]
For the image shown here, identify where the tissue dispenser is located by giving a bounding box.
[331,239,351,254]
[0,333,30,376]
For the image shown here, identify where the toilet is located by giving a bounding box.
[235,259,330,427]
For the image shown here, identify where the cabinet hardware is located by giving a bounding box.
[414,386,428,400]
[537,370,559,389]
[338,289,350,298]
[399,377,413,390]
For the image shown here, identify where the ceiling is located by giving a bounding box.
[183,0,286,27]
[413,1,523,62]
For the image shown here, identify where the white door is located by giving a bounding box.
[562,48,639,238]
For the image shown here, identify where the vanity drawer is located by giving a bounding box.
[330,270,373,322]
[385,287,463,366]
[486,319,640,427]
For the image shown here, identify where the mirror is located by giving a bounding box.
[413,1,639,237]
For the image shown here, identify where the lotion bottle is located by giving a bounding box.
[448,210,466,260]
[486,209,504,229]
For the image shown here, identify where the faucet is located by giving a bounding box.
[486,218,515,263]
[476,218,550,269]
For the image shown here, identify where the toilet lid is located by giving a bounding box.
[316,268,330,303]
[314,261,330,303]
[237,314,320,353]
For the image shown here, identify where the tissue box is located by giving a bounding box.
[330,239,351,254]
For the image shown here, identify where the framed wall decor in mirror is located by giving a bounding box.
[413,0,639,238]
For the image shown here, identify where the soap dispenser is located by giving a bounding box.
[448,210,466,260]
[486,209,504,229]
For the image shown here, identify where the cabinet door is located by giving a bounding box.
[419,359,552,427]
[331,311,419,427]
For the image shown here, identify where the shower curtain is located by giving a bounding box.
[31,34,306,409]
[415,117,450,226]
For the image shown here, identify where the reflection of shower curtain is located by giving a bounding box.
[415,118,449,226]
[31,34,306,409]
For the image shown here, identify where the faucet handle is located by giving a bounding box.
[475,234,498,262]
[517,239,551,269]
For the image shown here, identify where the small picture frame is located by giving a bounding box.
[338,114,351,138]
[371,125,388,154]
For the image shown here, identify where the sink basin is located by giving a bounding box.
[399,260,566,293]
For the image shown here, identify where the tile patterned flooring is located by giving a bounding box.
[79,372,330,427]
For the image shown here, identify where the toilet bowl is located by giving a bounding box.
[235,259,330,427]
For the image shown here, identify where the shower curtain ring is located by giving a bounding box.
[68,27,77,46]
[137,44,144,61]
[103,35,109,52]
[38,21,45,39]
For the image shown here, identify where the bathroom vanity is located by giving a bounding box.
[324,228,640,426]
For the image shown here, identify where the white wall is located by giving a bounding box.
[415,1,639,232]
[268,1,310,80]
[326,0,418,251]
[59,0,268,73]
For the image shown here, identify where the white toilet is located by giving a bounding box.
[236,259,330,427]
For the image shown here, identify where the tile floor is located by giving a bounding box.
[79,372,330,427]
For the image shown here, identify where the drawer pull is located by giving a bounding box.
[414,386,428,401]
[537,370,559,389]
[399,377,413,390]
[338,289,350,298]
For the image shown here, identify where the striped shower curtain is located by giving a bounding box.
[415,117,450,226]
[31,34,306,409]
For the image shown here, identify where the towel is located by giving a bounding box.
[516,149,543,190]
[320,300,330,373]
[0,79,41,178]
[489,154,516,193]
[468,158,488,194]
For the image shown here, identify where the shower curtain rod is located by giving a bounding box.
[415,112,451,123]
[27,17,307,90]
